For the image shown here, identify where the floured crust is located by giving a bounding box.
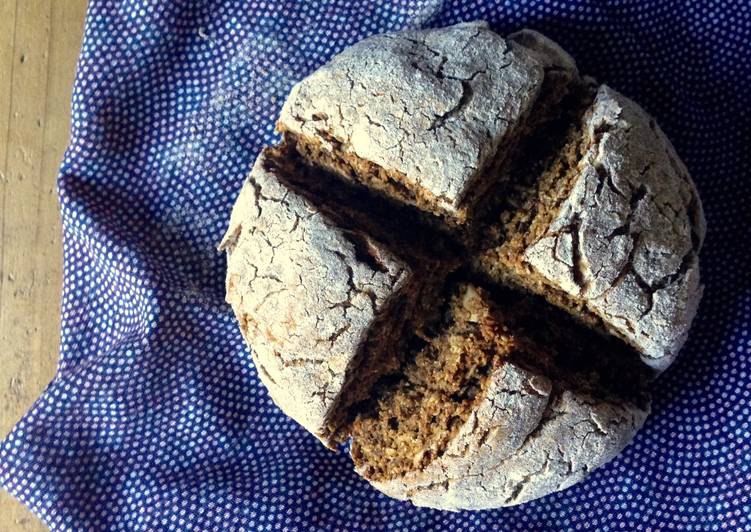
[220,148,427,445]
[353,285,649,510]
[509,29,577,75]
[277,21,545,222]
[368,363,647,510]
[516,86,705,368]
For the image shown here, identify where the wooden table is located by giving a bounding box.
[0,1,88,529]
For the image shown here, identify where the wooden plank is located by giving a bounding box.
[0,1,88,530]
[0,0,19,279]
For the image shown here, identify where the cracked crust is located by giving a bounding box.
[365,362,648,510]
[277,21,545,223]
[220,22,705,510]
[522,86,705,369]
[220,148,433,445]
[354,285,649,510]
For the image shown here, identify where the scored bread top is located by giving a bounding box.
[277,21,545,221]
[221,21,704,510]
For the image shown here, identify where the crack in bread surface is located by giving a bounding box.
[279,65,570,240]
[477,280,651,407]
[275,23,547,227]
[284,130,461,225]
[269,141,463,261]
[242,146,456,446]
[474,86,703,363]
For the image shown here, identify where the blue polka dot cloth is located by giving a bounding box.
[1,1,750,530]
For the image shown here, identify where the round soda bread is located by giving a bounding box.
[220,22,703,510]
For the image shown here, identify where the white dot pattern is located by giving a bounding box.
[1,1,750,530]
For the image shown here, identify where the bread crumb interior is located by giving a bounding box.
[279,103,537,232]
[475,86,615,335]
[349,285,514,481]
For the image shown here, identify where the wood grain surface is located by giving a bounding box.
[0,1,88,530]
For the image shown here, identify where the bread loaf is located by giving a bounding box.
[221,22,704,510]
